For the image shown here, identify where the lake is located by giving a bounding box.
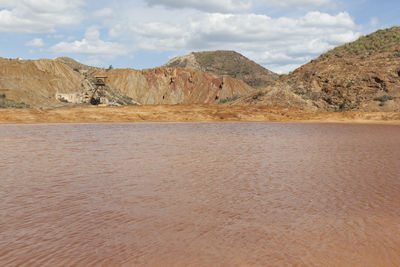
[1,123,399,266]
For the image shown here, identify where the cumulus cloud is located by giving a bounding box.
[93,8,114,17]
[144,0,252,13]
[35,0,360,73]
[144,0,334,12]
[0,0,84,33]
[26,37,44,47]
[50,26,129,58]
[115,11,359,72]
[259,0,333,8]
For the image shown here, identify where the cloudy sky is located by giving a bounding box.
[0,0,398,73]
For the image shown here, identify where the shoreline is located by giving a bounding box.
[0,105,399,125]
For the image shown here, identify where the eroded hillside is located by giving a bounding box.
[237,27,400,112]
[95,67,254,105]
[0,58,87,108]
[0,57,254,108]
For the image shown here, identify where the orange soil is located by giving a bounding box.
[0,105,399,124]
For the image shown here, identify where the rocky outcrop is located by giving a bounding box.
[280,49,400,111]
[238,27,400,112]
[163,51,278,89]
[95,67,254,105]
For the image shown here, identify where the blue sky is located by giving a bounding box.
[0,0,398,73]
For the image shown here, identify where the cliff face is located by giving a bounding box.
[0,58,86,108]
[96,67,254,105]
[163,51,278,89]
[238,27,400,112]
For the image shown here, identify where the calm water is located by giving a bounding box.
[0,123,399,266]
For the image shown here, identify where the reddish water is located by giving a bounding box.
[0,123,399,266]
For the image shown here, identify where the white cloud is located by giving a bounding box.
[93,8,114,17]
[50,26,129,58]
[0,0,84,33]
[299,11,355,28]
[26,37,44,47]
[144,0,334,13]
[259,0,333,8]
[114,11,359,72]
[144,0,252,13]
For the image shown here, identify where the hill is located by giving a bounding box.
[236,26,400,112]
[55,57,98,72]
[163,51,278,89]
[0,58,88,108]
[94,67,254,105]
[0,57,254,108]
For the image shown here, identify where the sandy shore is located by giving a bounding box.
[0,105,399,124]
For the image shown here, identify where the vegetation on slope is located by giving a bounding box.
[56,57,97,72]
[0,94,30,108]
[165,51,278,89]
[322,26,400,58]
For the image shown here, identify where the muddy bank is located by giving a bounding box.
[0,105,399,124]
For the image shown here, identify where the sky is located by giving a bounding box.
[0,0,398,73]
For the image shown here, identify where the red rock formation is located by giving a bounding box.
[96,67,254,105]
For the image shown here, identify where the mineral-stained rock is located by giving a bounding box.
[95,67,254,105]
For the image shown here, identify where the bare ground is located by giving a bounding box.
[0,105,399,124]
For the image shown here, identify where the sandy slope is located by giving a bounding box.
[0,105,399,124]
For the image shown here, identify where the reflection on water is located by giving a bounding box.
[0,123,399,266]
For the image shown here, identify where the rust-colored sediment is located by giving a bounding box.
[0,105,399,124]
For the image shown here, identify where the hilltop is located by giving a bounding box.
[236,26,400,112]
[321,26,400,59]
[55,57,98,72]
[163,51,278,89]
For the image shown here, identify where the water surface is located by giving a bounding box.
[1,123,399,266]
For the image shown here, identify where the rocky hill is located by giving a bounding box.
[237,27,400,112]
[163,51,278,89]
[0,57,254,108]
[0,58,87,108]
[95,67,254,105]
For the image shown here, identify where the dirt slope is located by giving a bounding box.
[0,58,253,108]
[1,105,399,124]
[163,51,278,89]
[0,58,86,108]
[238,27,400,112]
[96,67,254,105]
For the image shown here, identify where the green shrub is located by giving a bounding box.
[374,95,394,106]
[218,94,242,104]
[374,95,394,102]
[323,26,400,58]
[389,52,400,58]
[0,97,31,108]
